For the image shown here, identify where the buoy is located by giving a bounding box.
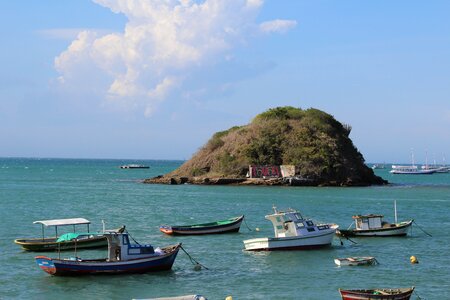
[255,227,260,232]
[410,256,419,264]
[194,263,202,271]
[225,296,233,300]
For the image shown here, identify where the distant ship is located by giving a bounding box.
[390,165,435,175]
[119,164,150,169]
[390,151,435,174]
[371,164,386,170]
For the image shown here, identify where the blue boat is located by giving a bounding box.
[35,229,181,276]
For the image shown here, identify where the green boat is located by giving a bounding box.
[14,218,107,251]
[160,215,244,235]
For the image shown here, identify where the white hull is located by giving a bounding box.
[338,221,412,237]
[334,257,376,266]
[243,229,335,251]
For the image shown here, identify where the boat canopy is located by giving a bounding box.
[56,232,96,243]
[33,218,91,227]
[352,214,383,219]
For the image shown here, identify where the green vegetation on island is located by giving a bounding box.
[146,106,386,186]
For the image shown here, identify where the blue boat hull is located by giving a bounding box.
[36,244,180,276]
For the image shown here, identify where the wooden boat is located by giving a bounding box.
[160,215,244,235]
[243,206,338,251]
[35,229,181,276]
[339,287,414,300]
[334,257,378,266]
[14,218,107,251]
[337,215,412,237]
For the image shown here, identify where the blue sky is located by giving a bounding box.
[1,0,450,164]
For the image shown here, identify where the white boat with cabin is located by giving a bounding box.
[337,214,412,237]
[390,165,435,174]
[390,151,435,174]
[337,200,413,237]
[243,206,338,251]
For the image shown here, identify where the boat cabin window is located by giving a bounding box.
[294,213,302,220]
[307,227,316,232]
[317,225,329,230]
[122,235,130,245]
[276,217,282,223]
[296,222,305,228]
[306,220,314,227]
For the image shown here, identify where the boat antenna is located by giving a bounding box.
[272,204,277,214]
[102,220,105,233]
[394,200,398,224]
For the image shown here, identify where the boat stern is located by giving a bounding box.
[243,237,269,251]
[159,225,173,235]
[35,256,56,275]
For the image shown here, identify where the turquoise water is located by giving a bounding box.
[1,158,449,299]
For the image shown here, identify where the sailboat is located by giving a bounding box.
[390,150,435,174]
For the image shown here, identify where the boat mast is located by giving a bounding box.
[394,200,398,224]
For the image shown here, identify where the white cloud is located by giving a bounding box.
[259,19,297,34]
[54,0,296,116]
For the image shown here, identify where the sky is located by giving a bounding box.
[1,0,450,164]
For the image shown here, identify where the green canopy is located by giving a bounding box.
[56,232,95,243]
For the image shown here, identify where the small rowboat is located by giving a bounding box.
[334,257,378,266]
[160,215,244,235]
[339,287,414,300]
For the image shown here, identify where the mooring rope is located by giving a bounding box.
[124,228,141,245]
[180,245,209,270]
[343,235,358,244]
[413,221,432,237]
[243,216,253,231]
[413,289,423,300]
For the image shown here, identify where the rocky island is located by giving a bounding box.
[144,107,387,186]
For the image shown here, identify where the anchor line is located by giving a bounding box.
[413,221,432,237]
[243,216,253,231]
[344,235,358,244]
[124,228,141,245]
[413,289,423,300]
[180,245,209,270]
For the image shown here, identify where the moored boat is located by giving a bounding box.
[390,165,435,174]
[334,257,378,266]
[35,229,181,276]
[339,287,414,300]
[243,206,338,251]
[336,214,412,237]
[160,215,244,235]
[120,164,149,169]
[14,218,107,251]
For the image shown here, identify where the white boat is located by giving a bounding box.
[120,164,149,169]
[334,256,378,266]
[243,206,338,251]
[390,165,435,174]
[421,165,449,173]
[337,212,412,237]
[371,164,385,170]
[390,151,435,174]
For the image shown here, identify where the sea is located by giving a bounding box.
[1,158,449,300]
